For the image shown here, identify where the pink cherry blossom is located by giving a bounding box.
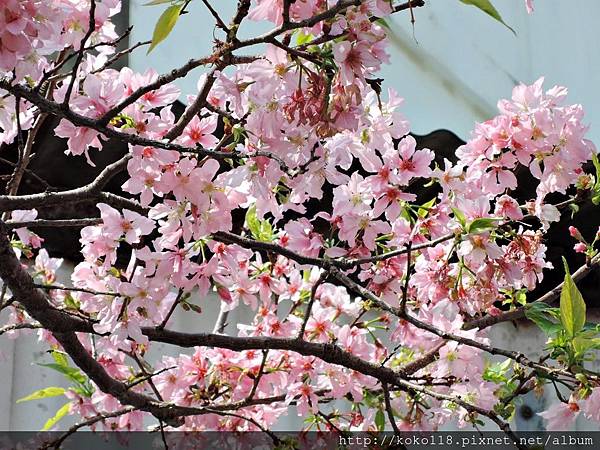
[286,382,319,416]
[97,203,155,243]
[283,218,323,258]
[538,402,580,431]
[581,388,600,423]
[179,115,219,148]
[525,0,534,14]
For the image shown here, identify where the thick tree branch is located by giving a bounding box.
[0,221,95,333]
[5,218,103,229]
[0,155,136,213]
[143,328,411,384]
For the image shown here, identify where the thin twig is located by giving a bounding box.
[63,0,97,105]
[33,283,118,297]
[0,157,54,190]
[201,0,229,32]
[382,382,401,434]
[297,270,328,339]
[0,322,42,336]
[245,349,268,403]
[157,289,185,330]
[42,407,135,450]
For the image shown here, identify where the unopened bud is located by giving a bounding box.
[569,226,583,241]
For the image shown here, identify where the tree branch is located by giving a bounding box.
[464,252,600,330]
[63,0,97,105]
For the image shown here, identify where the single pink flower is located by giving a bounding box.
[538,402,580,431]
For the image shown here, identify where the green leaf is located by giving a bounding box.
[400,206,413,224]
[592,153,600,183]
[245,205,261,239]
[376,18,391,31]
[63,293,81,310]
[38,363,87,386]
[147,4,183,54]
[38,353,94,397]
[560,258,587,338]
[483,359,511,383]
[42,402,71,431]
[573,336,595,355]
[244,205,274,242]
[17,387,66,403]
[144,0,175,6]
[418,197,436,218]
[467,217,500,234]
[232,124,246,142]
[50,350,69,367]
[296,30,315,46]
[588,338,600,350]
[375,409,385,431]
[516,290,527,306]
[451,207,467,228]
[525,302,561,335]
[459,0,516,34]
[592,153,600,205]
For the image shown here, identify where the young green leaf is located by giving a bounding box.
[296,30,314,46]
[148,4,183,54]
[559,257,586,338]
[245,205,261,239]
[459,0,516,35]
[467,217,500,234]
[42,402,71,431]
[16,387,66,403]
[593,153,600,181]
[244,205,274,242]
[572,336,599,355]
[525,302,561,335]
[451,207,467,228]
[375,408,386,431]
[376,18,391,31]
[418,197,436,218]
[483,359,511,383]
[38,363,88,386]
[592,153,600,205]
[144,0,176,7]
[50,350,69,367]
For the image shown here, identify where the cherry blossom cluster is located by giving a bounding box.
[1,0,599,438]
[454,78,595,224]
[0,0,119,78]
[0,0,120,145]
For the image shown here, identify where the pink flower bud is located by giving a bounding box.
[488,306,502,316]
[217,286,232,302]
[569,226,583,240]
[574,243,587,253]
